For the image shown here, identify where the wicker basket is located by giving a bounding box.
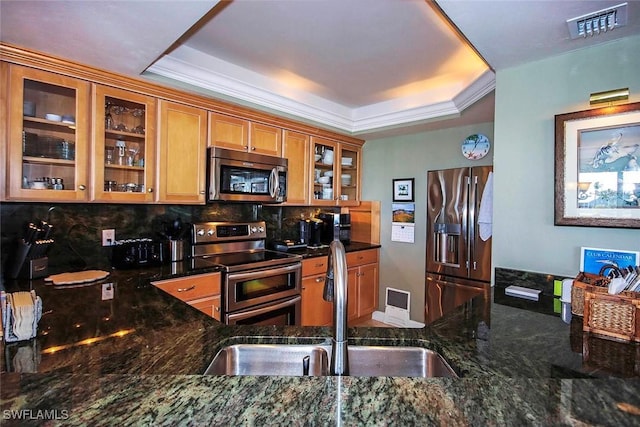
[572,272,640,343]
[571,272,610,316]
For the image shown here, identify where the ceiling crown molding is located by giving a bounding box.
[146,46,495,135]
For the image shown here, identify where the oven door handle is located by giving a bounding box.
[226,295,301,323]
[226,262,300,282]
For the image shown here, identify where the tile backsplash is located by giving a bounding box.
[0,202,337,278]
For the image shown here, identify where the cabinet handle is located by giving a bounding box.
[147,188,154,193]
[243,146,249,151]
[200,190,205,195]
[251,146,256,151]
[78,185,86,190]
[315,277,325,283]
[215,306,220,312]
[315,263,325,268]
[177,285,196,292]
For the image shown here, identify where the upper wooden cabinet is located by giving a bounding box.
[282,130,310,205]
[208,113,248,150]
[6,65,90,201]
[311,137,361,206]
[2,45,365,205]
[157,100,207,204]
[250,122,282,156]
[92,84,156,202]
[209,112,281,156]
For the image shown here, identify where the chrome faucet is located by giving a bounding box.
[323,238,349,375]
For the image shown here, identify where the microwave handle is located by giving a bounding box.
[269,167,279,198]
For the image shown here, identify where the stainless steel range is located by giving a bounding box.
[190,221,302,325]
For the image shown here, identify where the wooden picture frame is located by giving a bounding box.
[554,102,640,228]
[393,178,414,202]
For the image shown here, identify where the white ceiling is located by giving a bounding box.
[1,1,639,138]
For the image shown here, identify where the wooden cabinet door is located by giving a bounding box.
[301,273,333,326]
[311,136,339,205]
[357,263,379,316]
[250,122,281,156]
[347,267,359,321]
[209,112,248,151]
[282,130,309,205]
[6,65,90,201]
[336,143,360,206]
[157,100,207,203]
[92,84,156,202]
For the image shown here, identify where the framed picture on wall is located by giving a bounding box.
[393,178,414,202]
[554,102,640,229]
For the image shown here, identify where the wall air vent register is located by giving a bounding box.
[566,2,628,39]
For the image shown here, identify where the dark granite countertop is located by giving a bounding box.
[1,253,639,426]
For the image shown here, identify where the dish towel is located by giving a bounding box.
[2,291,42,342]
[478,171,493,241]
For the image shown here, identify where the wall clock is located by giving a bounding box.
[461,134,491,160]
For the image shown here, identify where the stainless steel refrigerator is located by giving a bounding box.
[425,166,493,322]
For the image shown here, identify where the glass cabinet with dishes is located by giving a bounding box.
[311,137,360,206]
[339,144,359,205]
[7,65,90,201]
[92,85,156,202]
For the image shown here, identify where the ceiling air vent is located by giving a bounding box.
[567,2,628,39]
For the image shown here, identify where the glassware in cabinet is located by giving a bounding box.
[92,85,156,202]
[7,65,90,201]
[337,145,359,205]
[311,138,338,203]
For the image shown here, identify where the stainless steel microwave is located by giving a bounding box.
[207,147,287,203]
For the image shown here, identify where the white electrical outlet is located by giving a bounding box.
[101,283,114,300]
[102,229,115,246]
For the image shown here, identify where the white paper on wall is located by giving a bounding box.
[391,223,415,243]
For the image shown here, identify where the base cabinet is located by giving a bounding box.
[151,272,221,321]
[347,249,379,324]
[301,249,379,326]
[301,256,332,326]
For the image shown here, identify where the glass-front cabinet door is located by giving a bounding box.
[310,137,360,206]
[311,137,339,205]
[338,144,359,206]
[7,65,90,201]
[92,85,156,202]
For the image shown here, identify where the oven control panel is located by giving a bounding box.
[192,221,267,244]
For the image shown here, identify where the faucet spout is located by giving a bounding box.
[323,239,349,375]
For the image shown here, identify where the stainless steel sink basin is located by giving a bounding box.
[346,345,457,378]
[205,344,458,378]
[205,344,328,376]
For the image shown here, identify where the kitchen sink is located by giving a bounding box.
[205,344,458,378]
[345,345,457,378]
[204,344,328,376]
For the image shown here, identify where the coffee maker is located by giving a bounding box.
[299,218,323,247]
[317,213,351,244]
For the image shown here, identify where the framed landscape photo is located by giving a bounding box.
[393,178,414,202]
[554,102,640,228]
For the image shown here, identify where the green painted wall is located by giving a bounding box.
[494,35,640,278]
[363,35,640,322]
[362,123,494,323]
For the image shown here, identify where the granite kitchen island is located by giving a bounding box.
[1,264,639,426]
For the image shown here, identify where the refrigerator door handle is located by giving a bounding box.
[469,175,479,270]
